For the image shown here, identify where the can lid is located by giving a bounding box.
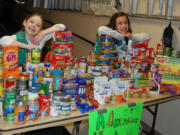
[7,76,17,80]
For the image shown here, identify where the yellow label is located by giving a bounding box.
[32,52,40,58]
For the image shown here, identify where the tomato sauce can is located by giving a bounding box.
[39,95,50,117]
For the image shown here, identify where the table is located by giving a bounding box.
[0,94,179,135]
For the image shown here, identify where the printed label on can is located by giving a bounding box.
[54,77,63,89]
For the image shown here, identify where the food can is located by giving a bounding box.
[0,80,3,97]
[43,73,53,90]
[5,90,16,105]
[71,98,77,111]
[31,49,41,64]
[39,80,49,95]
[88,54,97,66]
[39,95,50,117]
[156,44,165,55]
[50,100,59,117]
[4,103,15,121]
[18,72,29,88]
[26,51,31,62]
[0,63,3,77]
[164,47,172,56]
[171,50,180,58]
[0,47,2,64]
[28,87,39,101]
[60,98,71,115]
[137,48,146,60]
[26,100,39,120]
[5,76,17,90]
[0,98,3,117]
[151,64,159,73]
[52,69,63,90]
[15,101,26,124]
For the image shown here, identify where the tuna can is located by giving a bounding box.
[15,101,26,124]
[31,49,41,64]
[87,66,95,74]
[71,98,77,111]
[60,98,71,115]
[28,87,39,101]
[27,100,39,120]
[39,80,49,96]
[53,92,64,112]
[50,100,59,117]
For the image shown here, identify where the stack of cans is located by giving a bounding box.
[172,50,180,58]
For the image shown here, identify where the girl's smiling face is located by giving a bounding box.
[115,16,129,35]
[23,15,43,37]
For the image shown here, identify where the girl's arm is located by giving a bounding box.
[33,24,66,45]
[0,36,36,49]
[98,26,125,40]
[132,33,151,44]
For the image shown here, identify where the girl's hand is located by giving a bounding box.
[27,44,37,50]
[123,32,132,39]
[32,31,45,45]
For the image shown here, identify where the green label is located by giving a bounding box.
[5,92,16,105]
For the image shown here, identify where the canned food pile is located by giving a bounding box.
[1,30,180,124]
[0,30,97,124]
[155,43,180,94]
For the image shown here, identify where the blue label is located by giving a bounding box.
[54,77,63,89]
[18,112,25,122]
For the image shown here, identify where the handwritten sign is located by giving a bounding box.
[89,102,143,135]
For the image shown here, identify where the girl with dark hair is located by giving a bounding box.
[97,11,150,58]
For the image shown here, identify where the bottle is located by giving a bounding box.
[15,101,26,124]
